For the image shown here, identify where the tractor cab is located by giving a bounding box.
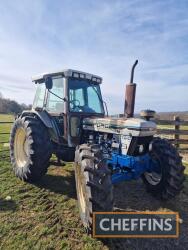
[32,69,105,146]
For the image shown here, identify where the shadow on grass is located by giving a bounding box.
[35,170,77,199]
[0,198,17,212]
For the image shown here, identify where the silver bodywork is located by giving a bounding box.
[83,117,156,137]
[83,117,156,155]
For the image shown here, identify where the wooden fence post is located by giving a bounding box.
[174,116,180,149]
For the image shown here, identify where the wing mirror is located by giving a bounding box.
[45,76,53,90]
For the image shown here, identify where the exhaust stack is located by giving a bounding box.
[124,60,138,118]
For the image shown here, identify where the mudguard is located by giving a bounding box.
[21,109,53,128]
[20,109,61,143]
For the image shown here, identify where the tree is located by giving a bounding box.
[8,100,22,114]
[0,95,31,114]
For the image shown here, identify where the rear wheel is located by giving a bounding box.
[142,138,185,200]
[74,144,113,232]
[10,116,52,182]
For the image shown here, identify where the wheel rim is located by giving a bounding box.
[144,172,162,185]
[144,152,162,186]
[14,128,29,168]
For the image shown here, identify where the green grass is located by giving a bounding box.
[0,160,105,250]
[1,114,188,249]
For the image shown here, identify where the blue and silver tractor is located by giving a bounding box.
[10,61,185,232]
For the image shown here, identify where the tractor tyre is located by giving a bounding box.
[74,144,113,232]
[142,137,185,200]
[10,116,52,182]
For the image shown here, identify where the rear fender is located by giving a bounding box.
[20,110,59,142]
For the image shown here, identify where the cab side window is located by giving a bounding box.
[46,77,64,113]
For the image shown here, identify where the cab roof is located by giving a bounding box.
[32,69,102,84]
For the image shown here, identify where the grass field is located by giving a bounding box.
[0,114,188,250]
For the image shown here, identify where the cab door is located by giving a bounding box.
[45,76,67,143]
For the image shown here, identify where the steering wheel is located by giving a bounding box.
[70,99,83,111]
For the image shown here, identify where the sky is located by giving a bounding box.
[0,0,188,114]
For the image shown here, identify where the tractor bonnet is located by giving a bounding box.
[83,117,157,137]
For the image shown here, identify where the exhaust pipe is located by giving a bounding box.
[124,60,138,118]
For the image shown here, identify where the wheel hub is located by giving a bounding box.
[144,152,162,185]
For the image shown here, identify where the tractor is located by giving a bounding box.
[10,61,185,232]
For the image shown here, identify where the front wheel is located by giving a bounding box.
[74,144,113,232]
[142,138,185,200]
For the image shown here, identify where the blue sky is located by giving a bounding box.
[0,0,188,114]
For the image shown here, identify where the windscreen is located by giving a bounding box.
[68,79,104,114]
